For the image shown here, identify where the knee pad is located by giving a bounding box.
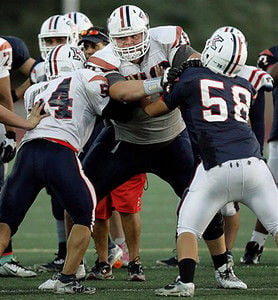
[203,211,224,240]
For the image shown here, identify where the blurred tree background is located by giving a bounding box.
[1,0,277,64]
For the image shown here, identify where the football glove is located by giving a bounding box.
[160,67,180,93]
[0,131,17,163]
[179,58,202,73]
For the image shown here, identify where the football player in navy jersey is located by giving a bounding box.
[241,44,278,264]
[141,30,278,297]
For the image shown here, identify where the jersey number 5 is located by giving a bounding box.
[200,79,251,123]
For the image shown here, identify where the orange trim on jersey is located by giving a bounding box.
[0,40,12,51]
[46,138,78,153]
[89,75,108,82]
[258,49,274,57]
[172,26,183,48]
[87,56,118,71]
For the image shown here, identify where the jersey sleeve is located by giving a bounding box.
[84,72,111,115]
[4,36,31,70]
[150,26,191,65]
[0,38,12,78]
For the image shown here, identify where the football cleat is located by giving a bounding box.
[0,259,37,277]
[156,255,178,267]
[215,262,247,289]
[54,273,96,294]
[128,258,145,281]
[86,261,114,280]
[38,273,59,291]
[155,278,195,297]
[35,255,65,272]
[240,241,264,264]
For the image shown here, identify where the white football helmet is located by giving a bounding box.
[107,5,150,61]
[64,11,93,34]
[212,26,247,45]
[44,44,86,80]
[201,31,247,77]
[38,15,79,59]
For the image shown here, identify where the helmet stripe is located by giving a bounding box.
[48,17,54,30]
[119,6,125,28]
[125,5,131,27]
[119,5,131,28]
[49,44,63,77]
[229,35,242,75]
[223,33,239,75]
[53,15,59,29]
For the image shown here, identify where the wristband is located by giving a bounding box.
[143,77,163,95]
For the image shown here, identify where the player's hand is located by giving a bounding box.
[0,131,16,163]
[27,101,50,130]
[180,58,202,72]
[160,67,180,93]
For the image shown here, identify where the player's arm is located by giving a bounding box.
[107,72,163,102]
[0,101,48,130]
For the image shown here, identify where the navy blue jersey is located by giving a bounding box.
[257,45,278,142]
[0,36,31,70]
[164,67,262,170]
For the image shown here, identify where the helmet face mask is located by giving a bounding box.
[201,31,247,77]
[44,44,86,80]
[38,15,79,59]
[107,5,150,61]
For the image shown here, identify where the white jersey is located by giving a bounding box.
[22,68,110,152]
[88,26,190,144]
[0,37,12,78]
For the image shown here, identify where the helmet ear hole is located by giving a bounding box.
[107,5,150,61]
[201,31,247,77]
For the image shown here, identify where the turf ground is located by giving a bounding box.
[0,173,277,299]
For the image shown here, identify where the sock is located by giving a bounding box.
[211,253,227,270]
[0,253,14,264]
[250,230,268,248]
[114,237,125,245]
[58,242,67,259]
[0,241,14,264]
[178,258,196,283]
[59,273,76,283]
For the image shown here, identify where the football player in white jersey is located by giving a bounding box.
[143,30,278,297]
[32,14,84,275]
[83,5,245,287]
[0,43,173,294]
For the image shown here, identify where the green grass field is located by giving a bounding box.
[0,174,277,299]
